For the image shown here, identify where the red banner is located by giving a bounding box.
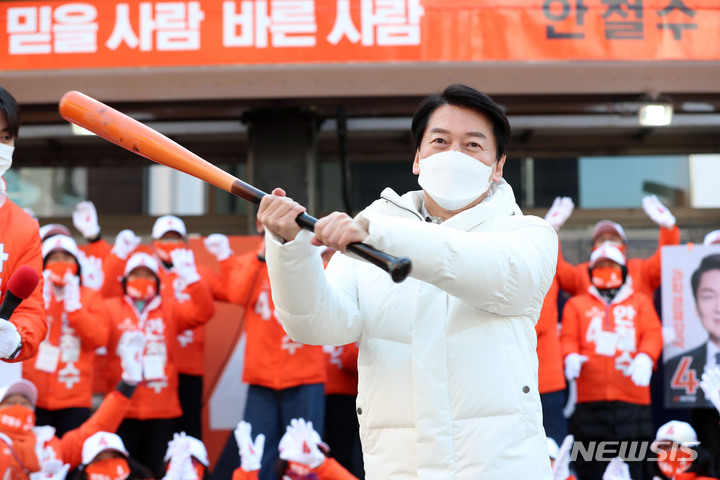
[1,0,718,71]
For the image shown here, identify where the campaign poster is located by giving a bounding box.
[662,244,720,408]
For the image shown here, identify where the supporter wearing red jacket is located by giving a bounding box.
[0,334,143,480]
[207,230,326,480]
[534,275,567,447]
[0,87,45,364]
[22,235,109,436]
[545,195,680,299]
[561,245,663,480]
[149,215,227,440]
[103,252,214,478]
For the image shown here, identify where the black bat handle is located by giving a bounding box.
[232,180,412,283]
[294,213,411,283]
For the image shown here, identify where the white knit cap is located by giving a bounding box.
[124,252,159,276]
[0,379,38,407]
[654,420,698,445]
[152,215,186,240]
[704,230,720,246]
[42,235,79,261]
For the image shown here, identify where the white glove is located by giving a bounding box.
[117,330,146,385]
[642,194,676,229]
[72,201,101,239]
[552,435,574,480]
[62,272,81,313]
[544,196,575,232]
[602,457,632,480]
[700,366,720,414]
[624,352,654,387]
[42,269,53,310]
[40,461,70,480]
[0,320,22,359]
[170,249,200,285]
[79,254,104,291]
[278,418,325,469]
[234,421,265,472]
[162,432,197,480]
[564,353,589,381]
[112,229,141,260]
[203,234,232,262]
[661,326,677,347]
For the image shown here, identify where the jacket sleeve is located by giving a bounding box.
[172,280,216,332]
[5,228,46,362]
[358,213,558,316]
[636,225,680,293]
[100,252,126,299]
[65,288,110,349]
[199,264,229,302]
[54,390,132,469]
[314,457,359,480]
[636,295,664,363]
[223,254,265,307]
[266,229,362,346]
[560,298,582,359]
[555,239,589,297]
[80,238,112,260]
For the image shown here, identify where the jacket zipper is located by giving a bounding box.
[379,193,424,221]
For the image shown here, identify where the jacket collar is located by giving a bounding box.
[379,180,522,231]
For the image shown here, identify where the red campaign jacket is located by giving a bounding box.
[0,391,132,480]
[535,277,566,394]
[231,457,358,480]
[165,264,227,377]
[22,286,109,409]
[324,342,359,396]
[222,250,326,390]
[44,390,132,470]
[560,281,663,405]
[0,199,46,362]
[556,225,680,299]
[104,280,214,420]
[101,250,220,377]
[78,238,112,261]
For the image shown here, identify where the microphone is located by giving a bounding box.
[0,265,40,320]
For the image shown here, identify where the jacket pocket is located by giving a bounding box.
[503,344,540,440]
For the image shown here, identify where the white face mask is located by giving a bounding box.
[0,143,14,177]
[417,150,494,211]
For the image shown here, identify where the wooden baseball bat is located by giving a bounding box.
[58,91,411,283]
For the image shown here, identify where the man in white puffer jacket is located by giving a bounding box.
[258,84,558,479]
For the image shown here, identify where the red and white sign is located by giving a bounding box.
[1,0,718,71]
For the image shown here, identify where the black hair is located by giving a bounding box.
[0,87,20,140]
[691,254,720,302]
[410,84,511,161]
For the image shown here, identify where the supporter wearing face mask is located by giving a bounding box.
[646,421,719,480]
[103,252,214,478]
[544,196,680,301]
[100,218,224,442]
[560,245,664,480]
[0,339,144,480]
[21,235,110,436]
[0,86,45,364]
[75,432,152,480]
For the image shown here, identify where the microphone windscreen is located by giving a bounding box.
[7,265,40,300]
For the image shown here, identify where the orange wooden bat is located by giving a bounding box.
[58,91,411,283]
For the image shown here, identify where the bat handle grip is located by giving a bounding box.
[295,213,412,283]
